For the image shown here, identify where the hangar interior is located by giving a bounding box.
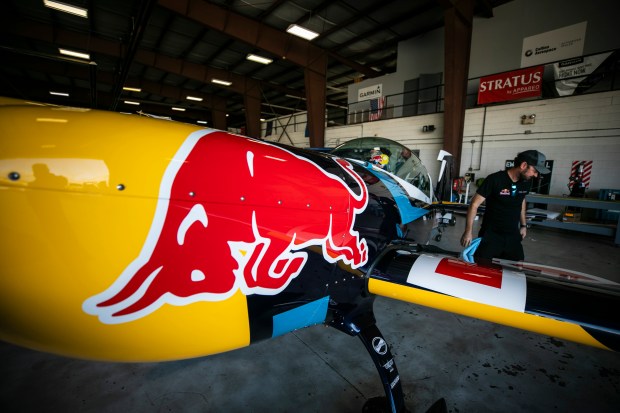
[1,0,620,412]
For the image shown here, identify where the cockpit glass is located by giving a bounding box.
[331,137,431,200]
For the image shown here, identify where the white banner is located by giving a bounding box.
[358,84,382,102]
[521,21,587,67]
[553,52,612,96]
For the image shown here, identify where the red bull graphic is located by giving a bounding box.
[83,130,368,324]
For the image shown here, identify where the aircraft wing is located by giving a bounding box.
[367,245,620,351]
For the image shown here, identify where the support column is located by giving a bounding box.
[211,96,227,131]
[443,0,474,171]
[244,79,262,138]
[304,51,327,148]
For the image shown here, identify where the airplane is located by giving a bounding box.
[1,96,618,413]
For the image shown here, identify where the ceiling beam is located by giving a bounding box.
[0,16,311,128]
[158,0,380,79]
[110,0,158,111]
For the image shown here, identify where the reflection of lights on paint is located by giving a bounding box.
[36,118,68,123]
[264,156,286,162]
[0,158,110,187]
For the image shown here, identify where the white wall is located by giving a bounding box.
[316,90,620,197]
[461,91,620,196]
[469,0,620,77]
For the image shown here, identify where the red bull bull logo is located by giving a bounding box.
[83,130,368,324]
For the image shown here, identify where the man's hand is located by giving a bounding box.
[461,193,484,248]
[461,231,473,247]
[520,226,527,240]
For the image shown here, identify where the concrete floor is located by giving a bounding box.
[1,218,619,413]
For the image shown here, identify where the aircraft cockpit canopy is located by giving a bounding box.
[331,137,432,201]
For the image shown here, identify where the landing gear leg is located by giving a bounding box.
[357,324,448,413]
[358,324,407,413]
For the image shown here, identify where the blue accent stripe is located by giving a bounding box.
[272,296,330,338]
[362,164,428,225]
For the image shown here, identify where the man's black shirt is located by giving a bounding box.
[477,170,531,234]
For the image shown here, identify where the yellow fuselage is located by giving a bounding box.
[0,99,249,361]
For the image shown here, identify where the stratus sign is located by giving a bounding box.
[477,66,544,105]
[358,84,382,102]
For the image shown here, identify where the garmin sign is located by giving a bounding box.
[358,84,382,102]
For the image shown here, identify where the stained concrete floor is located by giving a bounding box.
[1,217,619,413]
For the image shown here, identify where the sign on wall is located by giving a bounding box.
[553,52,612,96]
[477,66,544,105]
[521,21,587,68]
[358,84,382,102]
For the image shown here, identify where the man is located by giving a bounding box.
[460,150,550,261]
[394,148,421,181]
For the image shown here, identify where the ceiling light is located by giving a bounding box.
[197,120,207,125]
[246,54,273,65]
[186,96,203,102]
[59,48,90,60]
[124,100,140,105]
[172,107,186,112]
[43,0,88,18]
[285,94,306,100]
[49,91,69,97]
[123,86,141,92]
[286,24,319,41]
[212,78,232,86]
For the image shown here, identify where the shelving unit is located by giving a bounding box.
[525,194,620,245]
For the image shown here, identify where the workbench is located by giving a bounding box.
[525,194,620,245]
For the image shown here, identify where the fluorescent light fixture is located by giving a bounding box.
[246,54,273,65]
[197,120,207,125]
[59,48,90,60]
[285,94,306,100]
[49,91,69,97]
[212,78,232,86]
[43,0,88,18]
[123,86,141,92]
[124,100,140,105]
[286,24,319,41]
[186,96,203,102]
[260,118,265,122]
[172,107,186,112]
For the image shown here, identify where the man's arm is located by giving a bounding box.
[460,193,485,247]
[519,198,527,239]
